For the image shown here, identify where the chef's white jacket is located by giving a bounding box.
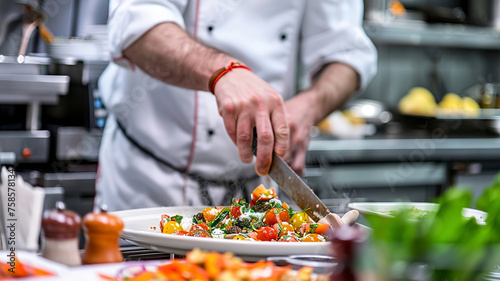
[96,0,378,211]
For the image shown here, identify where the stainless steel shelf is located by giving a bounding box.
[307,137,500,163]
[0,74,70,104]
[364,21,500,50]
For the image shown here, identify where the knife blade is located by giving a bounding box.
[252,129,330,222]
[267,153,331,222]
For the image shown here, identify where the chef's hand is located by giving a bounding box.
[213,69,289,176]
[283,90,317,175]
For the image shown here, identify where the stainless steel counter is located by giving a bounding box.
[303,133,500,208]
[307,137,500,164]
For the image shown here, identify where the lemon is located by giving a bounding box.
[462,97,480,117]
[438,93,463,115]
[398,87,437,116]
[407,87,436,104]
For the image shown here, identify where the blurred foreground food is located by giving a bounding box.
[103,248,328,281]
[0,257,54,279]
[364,172,500,281]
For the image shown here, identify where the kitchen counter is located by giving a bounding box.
[307,133,500,164]
[303,129,500,205]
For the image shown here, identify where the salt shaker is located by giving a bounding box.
[41,201,82,266]
[82,205,124,264]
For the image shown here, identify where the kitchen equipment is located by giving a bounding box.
[252,129,330,222]
[111,206,331,261]
[345,99,393,125]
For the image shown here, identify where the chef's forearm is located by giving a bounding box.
[305,62,360,124]
[123,22,234,91]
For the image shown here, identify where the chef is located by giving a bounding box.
[95,0,377,211]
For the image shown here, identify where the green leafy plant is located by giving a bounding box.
[364,173,500,281]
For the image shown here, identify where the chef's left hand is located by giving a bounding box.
[284,90,317,175]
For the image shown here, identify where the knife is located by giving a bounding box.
[252,129,330,222]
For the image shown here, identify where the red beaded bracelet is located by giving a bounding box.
[208,62,252,94]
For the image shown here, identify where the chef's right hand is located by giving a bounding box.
[213,68,289,176]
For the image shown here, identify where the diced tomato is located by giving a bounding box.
[230,199,244,219]
[190,223,210,232]
[247,231,258,240]
[202,207,220,223]
[173,230,189,236]
[273,222,295,238]
[255,226,278,241]
[189,229,212,238]
[251,184,277,204]
[263,208,289,225]
[159,214,170,233]
[279,236,299,242]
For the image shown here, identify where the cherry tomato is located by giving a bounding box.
[202,207,220,222]
[290,211,310,230]
[173,231,189,236]
[163,221,183,234]
[255,227,278,241]
[251,184,277,204]
[279,236,299,242]
[301,233,325,242]
[263,208,290,225]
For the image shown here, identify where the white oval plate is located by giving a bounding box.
[347,202,488,223]
[111,206,331,262]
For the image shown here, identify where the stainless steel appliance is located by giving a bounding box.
[364,0,500,26]
[0,0,110,221]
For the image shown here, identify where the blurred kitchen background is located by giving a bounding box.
[1,0,500,218]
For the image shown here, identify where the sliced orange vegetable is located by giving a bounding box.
[204,252,223,279]
[1,258,29,278]
[301,233,325,242]
[158,260,208,281]
[311,223,329,235]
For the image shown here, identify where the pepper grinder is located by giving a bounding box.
[41,201,82,266]
[82,205,124,264]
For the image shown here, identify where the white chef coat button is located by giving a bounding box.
[208,26,214,32]
[280,33,287,41]
[208,129,215,136]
